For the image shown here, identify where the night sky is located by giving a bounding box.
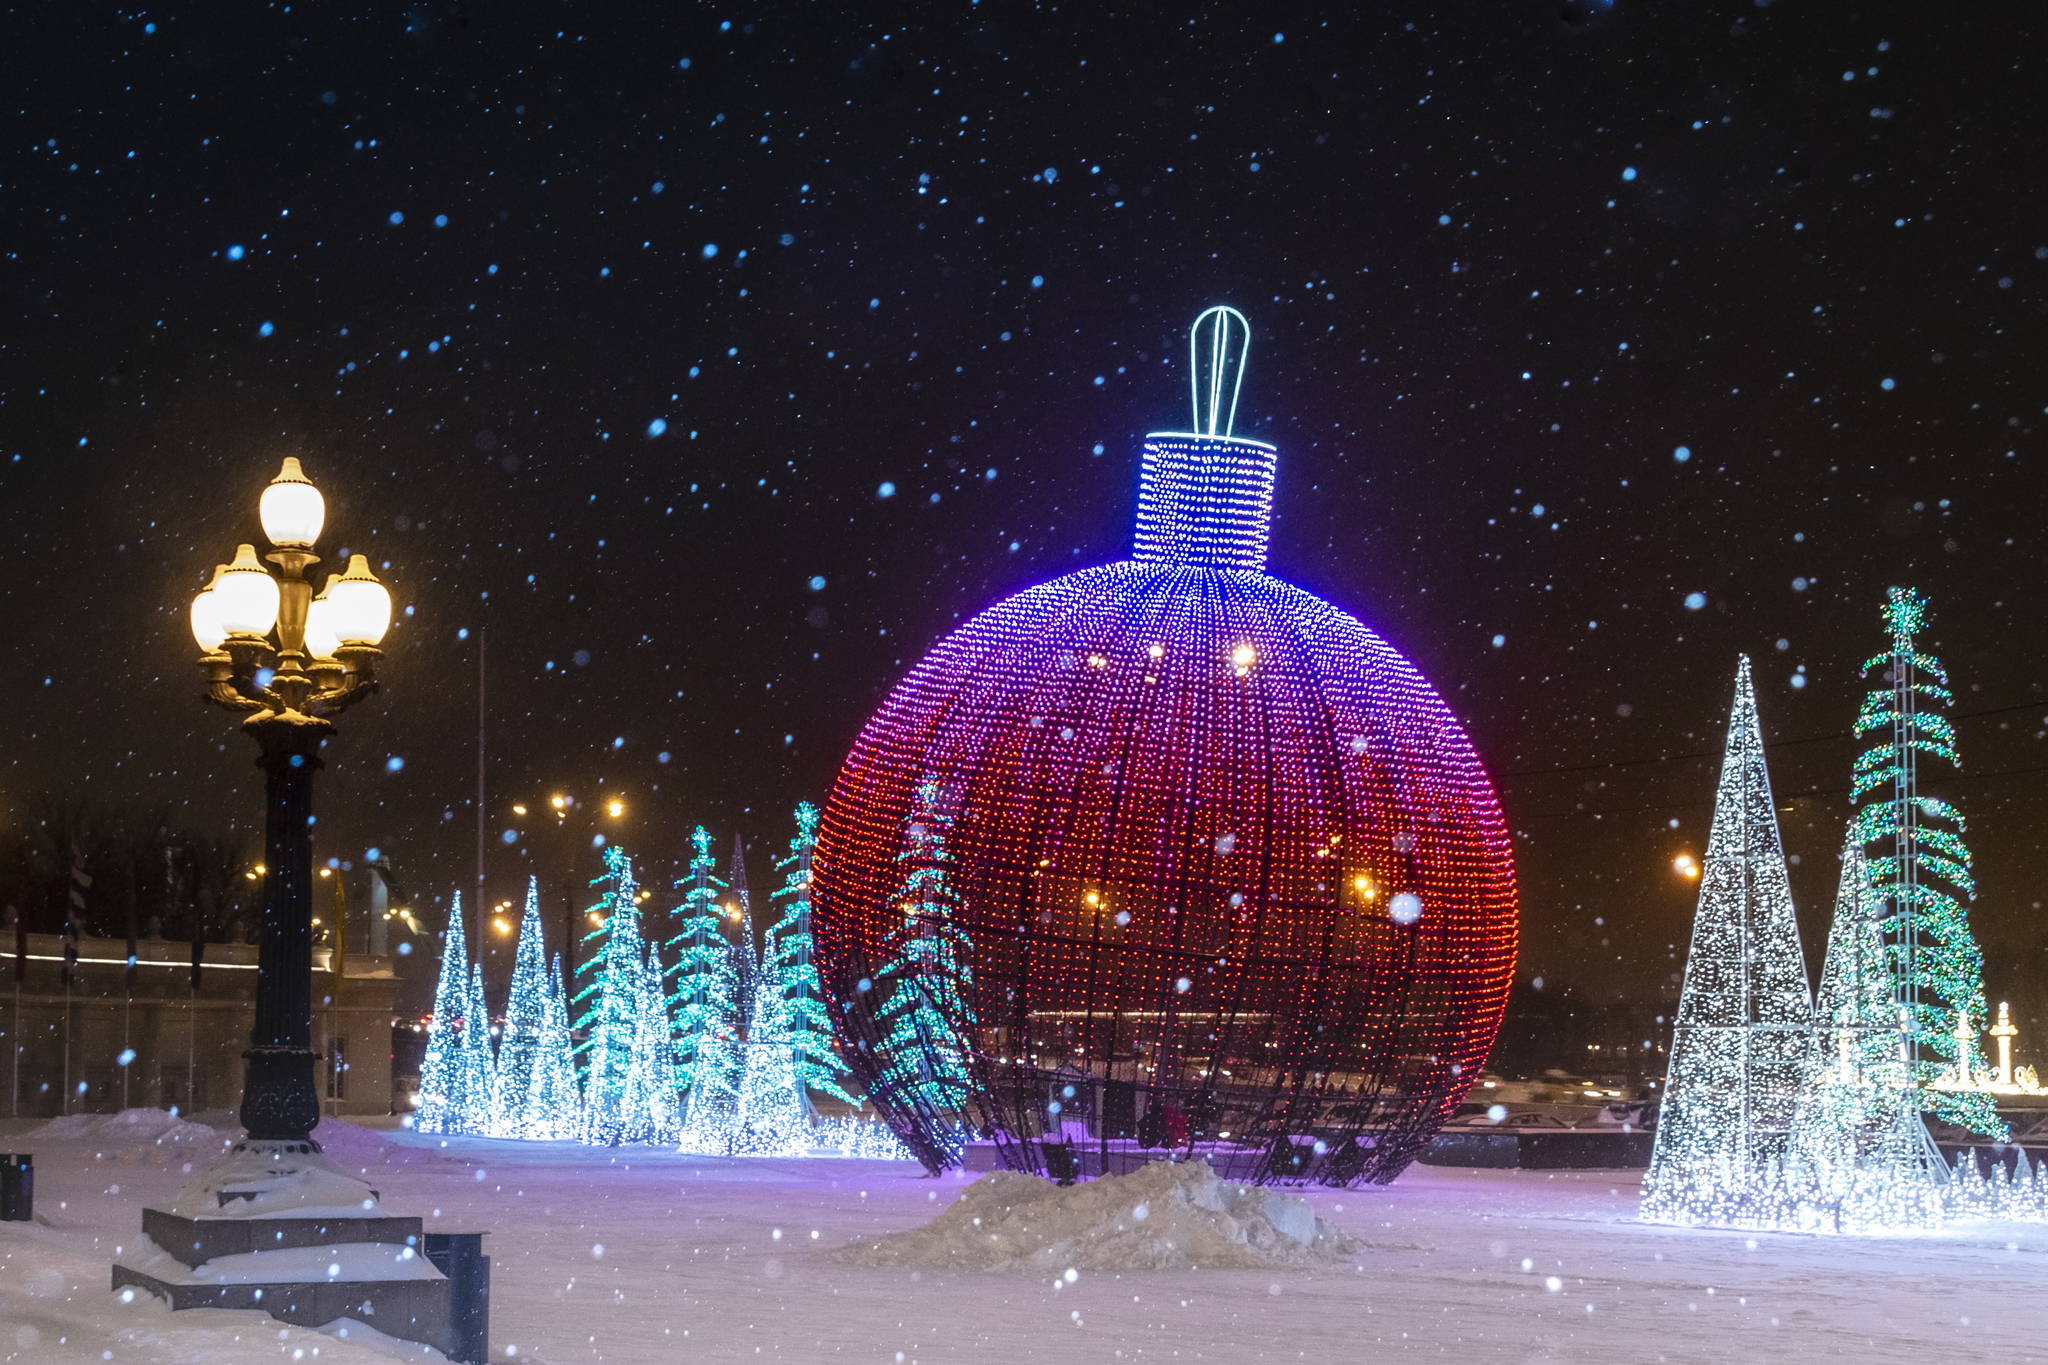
[4,3,2043,1043]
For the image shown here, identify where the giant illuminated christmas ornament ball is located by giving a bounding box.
[813,309,1517,1184]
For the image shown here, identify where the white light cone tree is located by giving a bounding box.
[490,878,551,1138]
[618,943,683,1144]
[416,892,484,1135]
[1642,656,1813,1226]
[462,961,496,1129]
[524,953,583,1139]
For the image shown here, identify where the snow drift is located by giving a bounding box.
[832,1158,1362,1272]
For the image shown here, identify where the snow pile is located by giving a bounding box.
[161,1140,384,1219]
[31,1107,233,1163]
[313,1117,440,1168]
[832,1158,1362,1272]
[118,1233,443,1285]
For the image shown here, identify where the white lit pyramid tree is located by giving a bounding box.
[674,826,745,1149]
[719,961,812,1156]
[617,943,684,1143]
[490,877,582,1140]
[1641,657,1814,1226]
[872,777,979,1160]
[417,892,491,1135]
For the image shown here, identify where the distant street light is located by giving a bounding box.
[190,457,393,1143]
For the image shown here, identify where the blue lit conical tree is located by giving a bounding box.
[463,960,496,1130]
[726,957,810,1155]
[490,877,551,1138]
[1846,587,2001,1136]
[872,778,977,1152]
[525,953,583,1139]
[575,845,648,1144]
[415,891,476,1134]
[618,943,683,1143]
[767,802,856,1111]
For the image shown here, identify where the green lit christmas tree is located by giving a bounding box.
[669,826,740,1101]
[766,802,856,1111]
[575,844,652,1144]
[873,778,977,1140]
[1844,587,2001,1136]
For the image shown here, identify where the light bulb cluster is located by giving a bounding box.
[814,432,1518,1184]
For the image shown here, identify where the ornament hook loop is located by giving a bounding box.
[1188,306,1251,439]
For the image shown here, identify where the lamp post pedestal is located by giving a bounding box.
[239,710,333,1143]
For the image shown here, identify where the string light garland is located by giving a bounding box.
[813,310,1519,1183]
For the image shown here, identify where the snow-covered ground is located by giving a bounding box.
[4,1111,2046,1363]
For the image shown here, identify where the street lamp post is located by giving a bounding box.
[189,458,393,1143]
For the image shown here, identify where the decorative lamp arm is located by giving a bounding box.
[200,652,271,714]
[308,644,382,717]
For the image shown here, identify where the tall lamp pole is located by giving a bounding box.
[189,458,394,1143]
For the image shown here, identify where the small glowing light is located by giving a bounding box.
[608,800,624,817]
[512,804,527,815]
[1231,643,1255,669]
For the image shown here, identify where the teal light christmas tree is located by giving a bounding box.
[767,802,856,1111]
[1844,587,2001,1135]
[416,891,485,1135]
[872,778,978,1147]
[1642,657,1814,1227]
[491,877,558,1139]
[669,827,740,1099]
[575,845,653,1144]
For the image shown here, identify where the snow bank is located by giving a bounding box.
[831,1158,1362,1273]
[31,1106,233,1161]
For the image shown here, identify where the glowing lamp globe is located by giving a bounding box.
[813,309,1517,1185]
[259,456,325,548]
[325,554,392,646]
[189,564,230,653]
[213,543,281,639]
[302,575,343,660]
